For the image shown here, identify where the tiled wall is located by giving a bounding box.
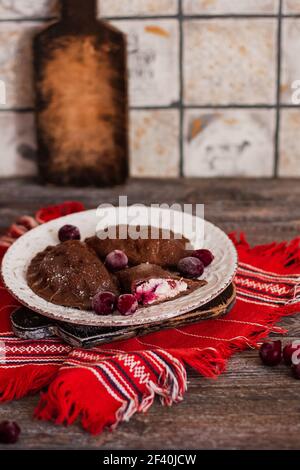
[0,0,300,178]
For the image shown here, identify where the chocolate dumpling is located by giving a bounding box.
[86,225,190,268]
[27,240,119,310]
[116,263,207,306]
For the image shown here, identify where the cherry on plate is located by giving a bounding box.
[117,294,138,316]
[192,249,214,267]
[259,340,282,366]
[105,250,128,272]
[58,224,81,242]
[177,256,204,278]
[92,291,117,315]
[0,421,21,444]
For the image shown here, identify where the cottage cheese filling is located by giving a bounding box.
[135,278,188,305]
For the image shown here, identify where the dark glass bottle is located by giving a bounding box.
[34,0,128,186]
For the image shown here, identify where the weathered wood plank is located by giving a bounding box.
[0,178,300,244]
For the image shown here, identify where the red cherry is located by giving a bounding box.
[92,291,117,315]
[0,421,21,444]
[177,257,204,278]
[58,224,81,242]
[117,294,138,316]
[259,340,282,366]
[283,343,300,365]
[105,250,128,272]
[192,249,214,267]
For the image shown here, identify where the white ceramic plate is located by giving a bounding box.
[1,207,237,327]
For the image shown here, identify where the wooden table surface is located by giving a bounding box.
[0,177,300,450]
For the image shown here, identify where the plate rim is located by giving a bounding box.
[1,208,238,327]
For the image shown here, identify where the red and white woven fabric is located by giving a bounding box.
[1,202,300,435]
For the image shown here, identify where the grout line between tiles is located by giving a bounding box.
[274,0,283,178]
[178,0,184,177]
[2,13,300,24]
[0,15,289,23]
[3,104,300,114]
[0,108,34,113]
[0,17,57,23]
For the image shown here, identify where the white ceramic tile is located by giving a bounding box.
[130,109,180,177]
[111,19,179,107]
[184,19,277,105]
[183,109,275,177]
[101,0,178,17]
[282,1,300,14]
[183,0,279,14]
[0,112,37,177]
[279,109,300,177]
[281,18,300,104]
[0,0,57,19]
[0,22,45,109]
